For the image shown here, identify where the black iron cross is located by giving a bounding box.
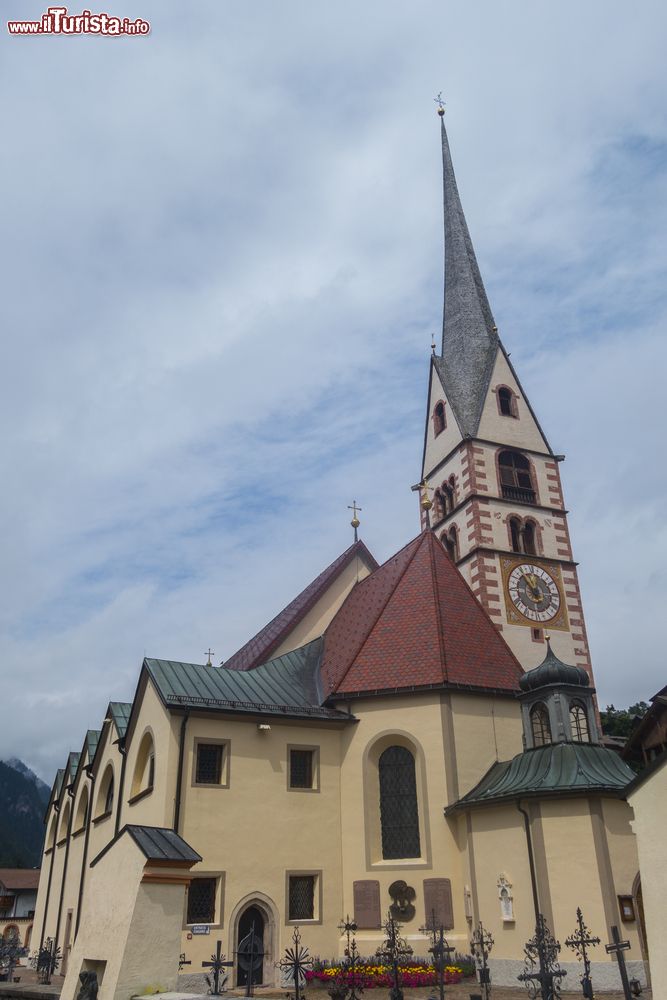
[179,953,191,972]
[338,915,363,1000]
[237,925,265,998]
[202,940,233,996]
[419,910,455,1000]
[470,921,494,1000]
[565,908,600,999]
[278,926,313,1000]
[604,926,633,1000]
[517,914,566,1000]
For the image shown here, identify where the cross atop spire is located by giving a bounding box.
[435,113,499,437]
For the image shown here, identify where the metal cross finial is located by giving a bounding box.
[431,334,436,354]
[348,501,362,542]
[434,92,446,117]
[205,648,215,667]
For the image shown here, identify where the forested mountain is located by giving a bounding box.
[0,759,50,867]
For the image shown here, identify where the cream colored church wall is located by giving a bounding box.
[336,694,470,955]
[628,760,667,996]
[177,712,345,970]
[270,555,374,660]
[467,804,535,953]
[476,351,548,454]
[449,692,522,799]
[120,679,181,830]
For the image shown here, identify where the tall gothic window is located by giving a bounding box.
[509,517,522,553]
[499,451,536,504]
[378,745,421,860]
[442,526,459,561]
[570,703,590,743]
[530,704,552,747]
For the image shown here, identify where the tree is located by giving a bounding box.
[600,702,649,741]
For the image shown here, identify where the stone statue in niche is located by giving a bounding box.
[388,879,416,922]
[76,972,98,1000]
[497,874,514,922]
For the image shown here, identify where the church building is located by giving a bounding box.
[32,114,648,997]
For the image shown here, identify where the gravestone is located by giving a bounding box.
[353,880,381,929]
[423,879,453,930]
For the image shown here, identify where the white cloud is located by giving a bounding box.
[1,0,666,779]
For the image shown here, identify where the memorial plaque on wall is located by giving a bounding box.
[353,880,381,929]
[423,878,454,930]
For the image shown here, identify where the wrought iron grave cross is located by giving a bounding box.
[564,909,600,999]
[376,913,413,1000]
[517,914,566,1000]
[470,921,494,1000]
[604,926,633,1000]
[278,926,313,1000]
[338,915,363,1000]
[419,909,455,1000]
[237,924,265,998]
[202,940,233,995]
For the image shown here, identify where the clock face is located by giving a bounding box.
[507,563,561,623]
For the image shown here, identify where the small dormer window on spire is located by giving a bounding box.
[433,401,446,436]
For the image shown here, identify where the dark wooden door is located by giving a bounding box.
[236,906,265,986]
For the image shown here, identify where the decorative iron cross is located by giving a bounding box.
[604,926,633,1000]
[179,953,191,972]
[470,921,494,1000]
[419,910,455,1000]
[338,916,363,1000]
[434,93,446,115]
[517,914,566,999]
[278,926,313,1000]
[202,940,233,996]
[237,924,265,998]
[565,908,600,999]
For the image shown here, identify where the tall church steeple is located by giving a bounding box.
[421,113,593,683]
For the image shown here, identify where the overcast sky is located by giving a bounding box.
[1,1,665,782]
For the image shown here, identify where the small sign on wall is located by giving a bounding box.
[191,924,210,935]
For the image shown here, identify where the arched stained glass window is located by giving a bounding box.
[530,703,552,747]
[378,746,421,860]
[570,703,590,743]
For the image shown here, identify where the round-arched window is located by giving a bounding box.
[530,703,552,747]
[378,746,421,860]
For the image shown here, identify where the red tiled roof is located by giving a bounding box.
[322,530,524,696]
[0,869,40,891]
[224,540,379,672]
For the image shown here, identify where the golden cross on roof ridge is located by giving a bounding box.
[348,500,362,542]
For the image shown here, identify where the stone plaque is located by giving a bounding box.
[423,878,454,930]
[353,880,381,929]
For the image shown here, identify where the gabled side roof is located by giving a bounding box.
[322,530,524,697]
[145,638,350,722]
[224,540,378,672]
[0,869,40,891]
[91,824,201,868]
[108,702,132,739]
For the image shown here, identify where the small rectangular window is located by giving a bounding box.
[289,749,313,789]
[187,878,216,924]
[196,743,223,785]
[288,875,315,920]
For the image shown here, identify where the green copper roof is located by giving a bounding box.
[145,638,350,721]
[108,702,132,738]
[447,742,635,813]
[67,752,80,782]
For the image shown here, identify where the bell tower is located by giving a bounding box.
[421,110,593,678]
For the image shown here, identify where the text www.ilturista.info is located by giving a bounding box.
[7,7,150,35]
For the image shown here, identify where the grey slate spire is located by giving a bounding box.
[434,116,500,437]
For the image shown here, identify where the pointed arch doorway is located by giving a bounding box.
[236,905,265,988]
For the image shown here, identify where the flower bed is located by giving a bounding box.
[306,961,465,988]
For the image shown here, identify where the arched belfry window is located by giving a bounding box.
[498,387,515,417]
[509,517,522,553]
[433,402,446,436]
[570,702,590,743]
[442,526,459,561]
[378,746,421,860]
[530,703,552,747]
[523,521,537,555]
[499,451,536,504]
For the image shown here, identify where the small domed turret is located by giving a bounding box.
[519,637,589,692]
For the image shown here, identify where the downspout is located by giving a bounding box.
[74,768,96,939]
[53,787,75,956]
[114,739,128,836]
[38,803,59,950]
[173,711,190,835]
[516,799,540,922]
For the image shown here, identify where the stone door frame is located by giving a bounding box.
[229,892,279,988]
